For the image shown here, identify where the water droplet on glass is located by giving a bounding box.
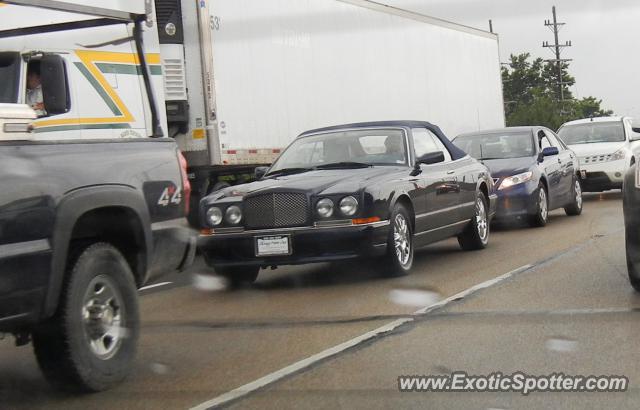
[389,287,442,307]
[545,337,577,353]
[150,362,171,375]
[192,273,228,292]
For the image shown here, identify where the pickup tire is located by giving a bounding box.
[32,243,139,392]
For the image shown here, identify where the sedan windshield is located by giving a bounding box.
[558,122,625,144]
[268,129,408,174]
[453,131,535,160]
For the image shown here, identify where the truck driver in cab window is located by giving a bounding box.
[26,61,46,117]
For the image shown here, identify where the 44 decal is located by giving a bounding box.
[157,185,182,207]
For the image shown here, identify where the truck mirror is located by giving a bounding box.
[40,55,70,115]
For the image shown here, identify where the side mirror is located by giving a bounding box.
[254,166,269,179]
[542,146,559,157]
[631,127,640,141]
[417,151,445,165]
[40,55,69,115]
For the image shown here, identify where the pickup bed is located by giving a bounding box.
[0,137,195,391]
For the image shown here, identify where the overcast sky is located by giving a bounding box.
[383,0,640,119]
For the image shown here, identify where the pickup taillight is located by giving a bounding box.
[178,150,191,215]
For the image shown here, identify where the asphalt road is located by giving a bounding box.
[1,190,636,409]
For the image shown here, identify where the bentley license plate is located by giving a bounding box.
[255,235,291,256]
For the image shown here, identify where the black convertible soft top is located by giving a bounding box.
[299,120,468,161]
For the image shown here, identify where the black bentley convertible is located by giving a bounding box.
[198,121,497,284]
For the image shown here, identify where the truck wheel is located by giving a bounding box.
[32,243,139,392]
[626,226,640,292]
[564,178,583,216]
[529,183,549,227]
[458,191,490,251]
[381,203,414,276]
[215,266,260,287]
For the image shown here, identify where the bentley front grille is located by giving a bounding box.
[244,193,309,229]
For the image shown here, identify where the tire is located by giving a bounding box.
[626,226,640,292]
[215,265,260,287]
[32,243,139,392]
[381,202,414,276]
[458,191,490,251]
[529,183,549,227]
[564,178,583,216]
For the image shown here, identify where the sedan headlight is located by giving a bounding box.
[339,196,358,216]
[316,198,334,218]
[498,171,533,190]
[206,207,223,226]
[611,148,626,161]
[225,205,242,225]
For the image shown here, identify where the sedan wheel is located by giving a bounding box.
[381,203,414,276]
[529,183,549,227]
[458,191,490,250]
[394,213,411,266]
[564,179,583,216]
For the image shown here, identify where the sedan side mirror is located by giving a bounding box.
[254,166,269,179]
[630,127,640,141]
[542,147,559,157]
[417,151,445,165]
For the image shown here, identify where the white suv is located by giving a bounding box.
[558,116,640,192]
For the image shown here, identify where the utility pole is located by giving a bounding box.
[543,6,572,103]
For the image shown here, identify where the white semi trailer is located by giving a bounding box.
[155,0,506,221]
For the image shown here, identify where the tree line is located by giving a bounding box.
[502,53,612,130]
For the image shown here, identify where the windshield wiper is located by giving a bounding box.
[314,162,373,169]
[264,167,314,177]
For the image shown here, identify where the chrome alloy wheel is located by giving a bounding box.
[575,180,583,209]
[82,275,126,360]
[476,197,488,242]
[539,188,548,221]
[393,213,411,266]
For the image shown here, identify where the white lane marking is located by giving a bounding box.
[139,282,172,291]
[190,264,533,410]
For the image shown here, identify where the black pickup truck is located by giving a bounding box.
[0,137,195,391]
[0,6,195,392]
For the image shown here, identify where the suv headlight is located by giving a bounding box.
[206,207,223,226]
[225,205,242,225]
[611,148,626,161]
[498,171,533,190]
[339,196,358,216]
[316,198,334,218]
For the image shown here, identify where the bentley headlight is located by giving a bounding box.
[339,196,358,216]
[316,198,334,218]
[225,205,243,225]
[498,171,533,190]
[206,207,223,226]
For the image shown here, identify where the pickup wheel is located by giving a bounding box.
[458,191,490,251]
[32,243,139,392]
[381,202,414,276]
[215,266,260,287]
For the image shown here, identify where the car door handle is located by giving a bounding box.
[557,158,562,164]
[446,170,456,175]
